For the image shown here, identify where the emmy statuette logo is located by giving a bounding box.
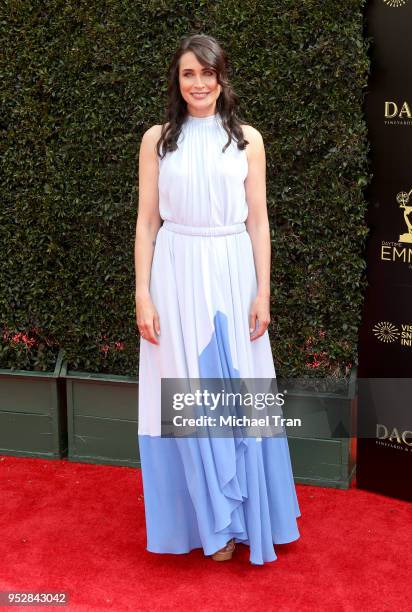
[397,190,412,243]
[380,187,412,266]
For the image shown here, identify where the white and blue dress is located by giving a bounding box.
[137,111,301,565]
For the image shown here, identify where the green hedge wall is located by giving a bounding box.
[0,0,371,377]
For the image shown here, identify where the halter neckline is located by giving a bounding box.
[185,112,219,124]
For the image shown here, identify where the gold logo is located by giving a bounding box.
[372,322,412,347]
[377,424,412,447]
[384,101,412,126]
[380,188,412,266]
[372,322,400,343]
[397,190,412,243]
[384,101,411,119]
[382,0,408,6]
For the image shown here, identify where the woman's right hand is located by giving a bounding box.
[135,290,161,345]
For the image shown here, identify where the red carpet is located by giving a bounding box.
[1,455,411,612]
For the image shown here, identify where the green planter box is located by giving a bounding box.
[60,356,356,489]
[0,348,67,459]
[61,360,139,466]
[281,368,357,489]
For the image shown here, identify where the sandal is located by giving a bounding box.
[211,538,236,561]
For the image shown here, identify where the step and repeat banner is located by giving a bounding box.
[357,0,412,502]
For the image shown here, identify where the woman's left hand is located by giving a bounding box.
[249,294,270,341]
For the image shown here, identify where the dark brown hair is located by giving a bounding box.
[156,33,249,159]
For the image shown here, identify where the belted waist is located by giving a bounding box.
[162,220,246,236]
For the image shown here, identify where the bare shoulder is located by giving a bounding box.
[140,124,167,161]
[240,124,264,146]
[141,124,163,143]
[240,125,264,165]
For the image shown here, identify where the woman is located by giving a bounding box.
[135,33,301,565]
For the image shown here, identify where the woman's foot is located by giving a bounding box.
[211,538,236,561]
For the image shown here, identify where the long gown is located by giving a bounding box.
[137,111,301,565]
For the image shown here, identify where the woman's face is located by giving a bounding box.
[178,50,221,117]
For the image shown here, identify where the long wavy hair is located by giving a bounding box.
[156,34,249,159]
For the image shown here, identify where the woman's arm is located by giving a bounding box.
[134,125,163,344]
[243,125,271,341]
